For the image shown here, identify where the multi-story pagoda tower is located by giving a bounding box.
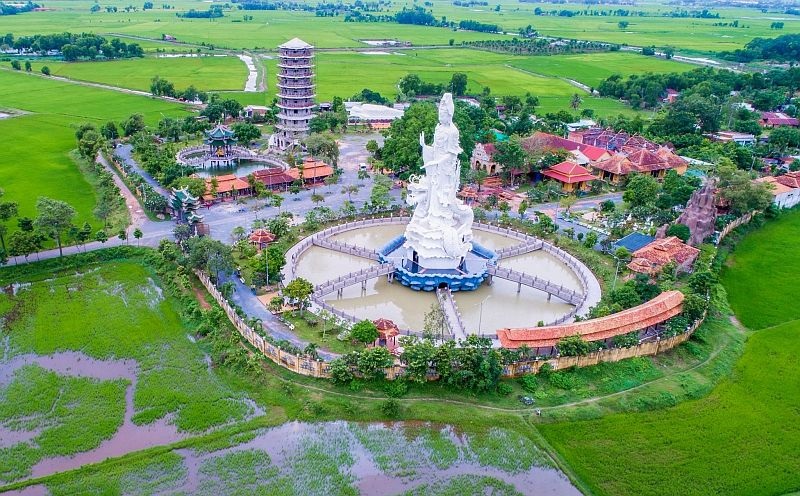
[275,38,315,150]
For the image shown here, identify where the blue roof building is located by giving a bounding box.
[612,232,654,253]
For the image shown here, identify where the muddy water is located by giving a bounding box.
[298,226,583,332]
[0,351,187,479]
[172,421,580,495]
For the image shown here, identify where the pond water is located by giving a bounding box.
[191,159,279,179]
[295,225,584,333]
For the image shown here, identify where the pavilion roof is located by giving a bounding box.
[287,157,334,180]
[206,174,250,194]
[205,124,235,140]
[373,318,400,338]
[541,161,597,184]
[498,290,685,348]
[249,229,275,244]
[253,168,295,186]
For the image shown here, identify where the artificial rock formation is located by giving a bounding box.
[677,178,718,246]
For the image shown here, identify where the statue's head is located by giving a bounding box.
[438,93,454,125]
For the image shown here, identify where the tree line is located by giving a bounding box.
[3,32,143,60]
[0,1,38,15]
[719,33,800,63]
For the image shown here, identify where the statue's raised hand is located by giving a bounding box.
[419,132,426,147]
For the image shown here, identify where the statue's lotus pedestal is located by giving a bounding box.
[379,235,497,292]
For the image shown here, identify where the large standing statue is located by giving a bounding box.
[404,93,474,271]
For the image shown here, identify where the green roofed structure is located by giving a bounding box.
[204,124,237,167]
[170,186,203,226]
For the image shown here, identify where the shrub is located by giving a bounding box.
[520,374,538,393]
[380,398,401,418]
[497,382,513,396]
[538,363,553,378]
[548,371,582,391]
[329,357,355,385]
[384,379,409,398]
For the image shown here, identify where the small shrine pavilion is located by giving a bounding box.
[205,125,237,167]
[372,318,400,354]
[248,229,276,250]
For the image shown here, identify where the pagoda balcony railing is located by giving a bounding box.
[277,102,314,109]
[277,113,311,121]
[277,62,313,69]
[276,123,310,132]
[277,79,314,86]
[279,49,313,58]
[278,92,317,100]
[277,83,315,90]
[279,71,313,78]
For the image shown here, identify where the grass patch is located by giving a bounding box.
[538,211,800,496]
[720,210,800,330]
[0,70,188,238]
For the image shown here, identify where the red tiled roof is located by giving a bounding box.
[206,174,250,194]
[541,161,597,184]
[252,168,295,187]
[287,157,334,181]
[592,154,634,175]
[627,236,700,275]
[776,171,800,189]
[248,229,275,244]
[497,290,685,348]
[520,132,609,163]
[761,112,799,127]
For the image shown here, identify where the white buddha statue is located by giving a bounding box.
[404,93,474,271]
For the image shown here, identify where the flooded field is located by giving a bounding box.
[296,225,585,332]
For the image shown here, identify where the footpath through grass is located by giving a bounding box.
[538,210,800,496]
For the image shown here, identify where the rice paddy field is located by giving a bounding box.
[25,55,248,92]
[537,211,800,496]
[0,252,581,494]
[1,0,798,52]
[0,70,189,235]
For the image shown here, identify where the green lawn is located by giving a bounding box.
[538,210,800,496]
[26,55,248,92]
[720,212,800,330]
[0,69,188,236]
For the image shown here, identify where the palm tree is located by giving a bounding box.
[570,93,583,111]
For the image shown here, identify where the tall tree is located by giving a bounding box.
[33,197,75,257]
[0,189,19,253]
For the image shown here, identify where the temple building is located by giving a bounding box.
[275,38,315,150]
[287,157,334,184]
[541,161,598,193]
[627,236,700,276]
[204,125,237,168]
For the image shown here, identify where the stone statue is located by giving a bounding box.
[404,93,474,271]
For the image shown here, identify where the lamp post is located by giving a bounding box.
[478,294,491,336]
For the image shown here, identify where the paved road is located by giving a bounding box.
[219,273,336,360]
[115,145,171,200]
